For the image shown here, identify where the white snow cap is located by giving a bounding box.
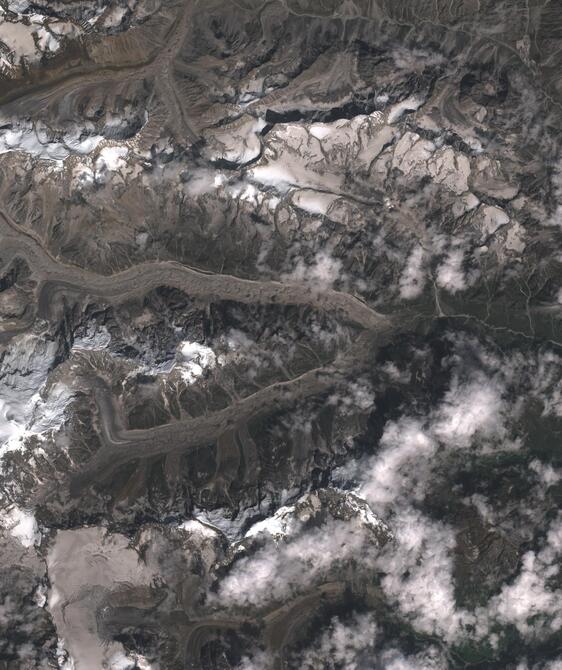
[177,341,217,383]
[95,146,129,172]
[2,506,41,547]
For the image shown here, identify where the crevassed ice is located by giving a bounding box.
[72,325,112,351]
[7,1,31,11]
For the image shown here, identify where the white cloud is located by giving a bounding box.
[217,519,371,608]
[436,248,469,293]
[55,638,75,670]
[529,459,562,488]
[545,157,562,228]
[215,491,388,609]
[354,350,515,641]
[294,613,377,669]
[375,508,468,640]
[399,245,426,299]
[286,252,343,289]
[432,374,506,447]
[377,645,447,669]
[531,351,562,417]
[235,650,272,670]
[361,418,436,510]
[328,379,375,415]
[361,371,506,516]
[485,515,562,638]
[542,660,562,670]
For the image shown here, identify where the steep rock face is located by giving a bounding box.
[0,1,561,668]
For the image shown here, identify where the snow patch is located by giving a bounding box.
[178,519,219,540]
[309,124,333,141]
[2,506,41,547]
[387,95,425,124]
[0,118,104,162]
[292,189,338,216]
[0,334,63,454]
